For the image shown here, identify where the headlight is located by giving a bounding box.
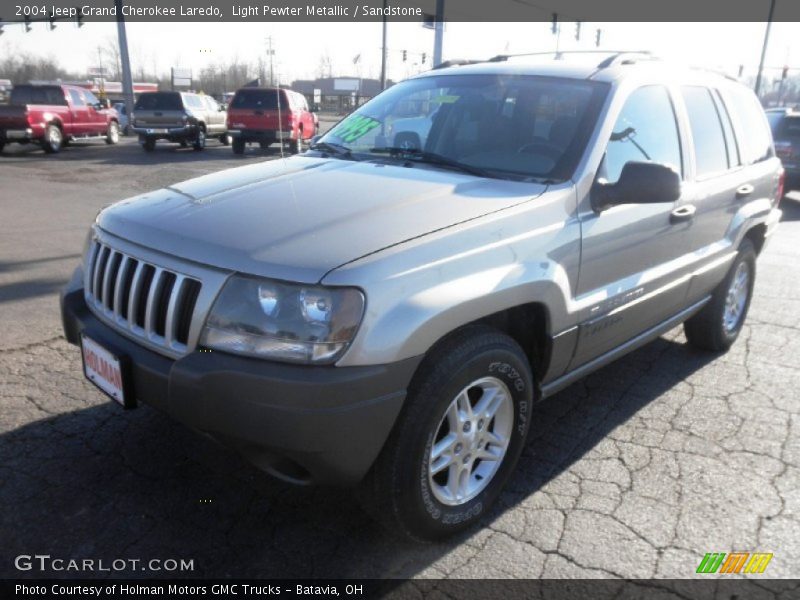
[200,276,365,364]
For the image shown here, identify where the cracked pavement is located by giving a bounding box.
[1,138,799,580]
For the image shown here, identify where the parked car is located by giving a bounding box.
[226,87,317,154]
[766,107,800,191]
[112,102,130,135]
[131,91,228,151]
[61,53,783,540]
[0,84,120,154]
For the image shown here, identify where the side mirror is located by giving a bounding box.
[592,161,681,212]
[310,135,322,146]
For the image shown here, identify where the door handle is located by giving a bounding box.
[670,204,696,223]
[736,184,754,198]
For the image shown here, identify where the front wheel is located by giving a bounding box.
[359,326,533,541]
[684,238,756,352]
[105,121,120,145]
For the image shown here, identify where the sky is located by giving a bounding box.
[1,20,799,86]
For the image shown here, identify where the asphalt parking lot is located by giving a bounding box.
[1,135,799,581]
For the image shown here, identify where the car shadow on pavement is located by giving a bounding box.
[0,334,717,579]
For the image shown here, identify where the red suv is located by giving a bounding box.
[226,87,317,155]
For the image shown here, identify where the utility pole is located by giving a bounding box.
[114,0,135,123]
[755,0,776,99]
[433,0,444,67]
[266,36,275,86]
[379,0,387,90]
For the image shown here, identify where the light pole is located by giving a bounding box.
[114,0,135,123]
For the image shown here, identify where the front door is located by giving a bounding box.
[570,84,692,369]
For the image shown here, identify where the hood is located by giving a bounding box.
[97,156,546,283]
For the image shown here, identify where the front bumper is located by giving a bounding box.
[61,283,421,485]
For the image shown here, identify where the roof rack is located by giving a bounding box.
[433,50,660,71]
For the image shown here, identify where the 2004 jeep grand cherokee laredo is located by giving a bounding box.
[61,54,783,540]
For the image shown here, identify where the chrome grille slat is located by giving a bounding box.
[84,241,203,356]
[143,268,164,337]
[127,261,145,331]
[112,256,130,316]
[164,275,186,348]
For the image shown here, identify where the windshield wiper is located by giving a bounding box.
[369,147,491,178]
[308,141,354,159]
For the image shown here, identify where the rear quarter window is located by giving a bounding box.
[724,87,773,164]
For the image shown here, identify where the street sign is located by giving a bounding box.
[171,67,192,88]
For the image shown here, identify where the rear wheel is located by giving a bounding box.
[259,141,271,150]
[684,238,756,352]
[42,124,63,154]
[105,121,120,145]
[359,326,533,541]
[233,138,246,154]
[142,137,156,152]
[290,128,303,154]
[193,127,206,151]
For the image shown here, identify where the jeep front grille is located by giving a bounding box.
[84,241,203,354]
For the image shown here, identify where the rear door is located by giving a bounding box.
[133,92,186,130]
[67,88,91,135]
[82,89,108,134]
[202,96,225,134]
[571,84,691,369]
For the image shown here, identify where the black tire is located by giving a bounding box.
[105,121,120,145]
[42,124,63,154]
[193,127,206,151]
[123,125,130,136]
[259,141,271,150]
[684,238,756,352]
[219,133,231,146]
[179,140,189,148]
[233,138,246,154]
[142,137,156,152]
[0,142,4,153]
[359,325,534,541]
[290,129,303,154]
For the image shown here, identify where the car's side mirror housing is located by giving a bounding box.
[310,135,322,146]
[592,161,681,212]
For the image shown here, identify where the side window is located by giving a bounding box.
[84,90,100,106]
[604,86,682,184]
[681,86,729,177]
[725,87,773,164]
[712,90,740,168]
[68,90,85,107]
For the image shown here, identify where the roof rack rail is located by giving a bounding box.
[595,51,658,68]
[688,66,740,82]
[432,59,484,70]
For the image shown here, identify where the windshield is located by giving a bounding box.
[230,89,287,110]
[318,73,608,180]
[134,92,183,111]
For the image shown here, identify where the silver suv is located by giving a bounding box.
[131,91,229,151]
[61,53,783,540]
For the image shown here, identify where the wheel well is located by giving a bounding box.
[428,303,552,382]
[744,224,767,255]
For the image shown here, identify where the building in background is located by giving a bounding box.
[291,77,394,113]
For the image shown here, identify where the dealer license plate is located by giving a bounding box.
[81,334,129,407]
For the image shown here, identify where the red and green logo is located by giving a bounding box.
[696,552,773,574]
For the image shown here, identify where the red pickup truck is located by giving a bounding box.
[0,84,120,154]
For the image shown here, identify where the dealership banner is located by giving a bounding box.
[4,579,800,599]
[2,0,800,23]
